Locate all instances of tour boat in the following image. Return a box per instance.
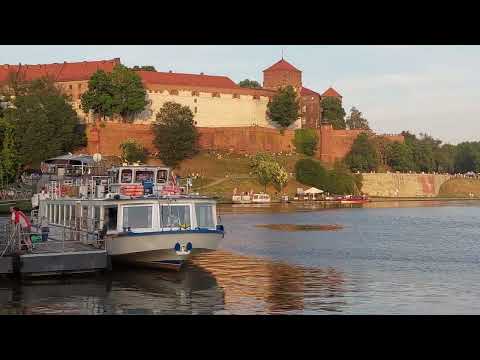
[231,194,252,204]
[31,155,224,270]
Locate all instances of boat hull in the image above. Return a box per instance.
[106,230,224,270]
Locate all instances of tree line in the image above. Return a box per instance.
[344,131,477,174]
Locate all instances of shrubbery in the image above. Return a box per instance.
[293,129,318,156]
[120,138,147,164]
[295,158,362,195]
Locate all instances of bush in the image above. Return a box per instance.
[119,138,147,163]
[295,158,329,189]
[295,158,362,195]
[345,132,379,172]
[293,129,318,156]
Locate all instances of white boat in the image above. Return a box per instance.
[231,194,252,204]
[251,193,271,203]
[31,155,224,271]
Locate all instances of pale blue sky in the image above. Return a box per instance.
[1,45,478,144]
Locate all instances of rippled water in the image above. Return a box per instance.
[2,200,480,314]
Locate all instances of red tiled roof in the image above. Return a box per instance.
[137,70,240,89]
[301,87,320,97]
[263,59,301,73]
[321,87,342,97]
[0,58,120,84]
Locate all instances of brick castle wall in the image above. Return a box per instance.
[83,122,403,165]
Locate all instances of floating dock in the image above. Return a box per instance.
[0,223,108,278]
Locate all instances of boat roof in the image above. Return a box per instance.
[45,194,217,203]
[44,154,95,165]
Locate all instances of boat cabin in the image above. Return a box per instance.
[108,165,170,186]
[39,197,219,235]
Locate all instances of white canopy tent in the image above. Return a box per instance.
[304,187,324,200]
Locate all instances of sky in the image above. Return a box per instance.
[0,45,478,145]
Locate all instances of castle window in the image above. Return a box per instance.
[78,84,82,90]
[69,85,72,90]
[169,89,179,95]
[212,92,220,98]
[194,107,197,113]
[253,95,260,100]
[233,93,240,99]
[194,98,197,103]
[191,91,199,96]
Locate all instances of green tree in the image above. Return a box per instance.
[434,144,456,173]
[346,106,370,130]
[321,97,346,130]
[344,133,379,172]
[120,138,147,164]
[328,161,360,195]
[386,141,414,172]
[293,129,318,156]
[4,78,86,170]
[454,142,480,173]
[295,158,330,190]
[252,160,276,192]
[81,64,147,122]
[152,101,199,168]
[272,164,289,194]
[132,65,156,71]
[238,79,262,89]
[0,117,19,185]
[266,85,300,131]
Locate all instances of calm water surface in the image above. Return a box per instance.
[1,200,480,314]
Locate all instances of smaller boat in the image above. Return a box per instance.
[251,193,271,203]
[339,195,370,204]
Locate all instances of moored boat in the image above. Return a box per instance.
[31,154,224,271]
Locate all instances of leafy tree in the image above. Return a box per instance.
[346,106,370,130]
[454,142,480,173]
[266,85,300,131]
[272,164,289,194]
[81,64,147,122]
[120,138,147,164]
[434,144,456,173]
[386,141,414,172]
[152,101,199,168]
[345,133,379,172]
[238,79,262,89]
[4,78,86,170]
[0,117,19,185]
[293,129,318,156]
[132,65,156,71]
[328,161,360,195]
[321,97,346,130]
[295,158,329,190]
[253,160,276,192]
[80,70,115,120]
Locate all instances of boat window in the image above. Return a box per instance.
[123,206,153,229]
[195,204,215,229]
[94,206,101,229]
[121,169,133,183]
[157,169,168,183]
[160,205,191,229]
[135,170,154,183]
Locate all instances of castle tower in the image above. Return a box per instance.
[262,59,302,93]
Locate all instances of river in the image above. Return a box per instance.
[1,200,480,314]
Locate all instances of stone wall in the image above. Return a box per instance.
[83,123,403,166]
[361,173,453,197]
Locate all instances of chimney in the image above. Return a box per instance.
[169,70,173,73]
[200,72,204,75]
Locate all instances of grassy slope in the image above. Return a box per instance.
[147,150,308,201]
[438,178,480,197]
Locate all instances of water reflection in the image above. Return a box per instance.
[190,251,347,314]
[0,250,347,314]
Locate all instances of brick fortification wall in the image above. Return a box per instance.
[84,123,403,165]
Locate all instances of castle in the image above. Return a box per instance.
[0,57,403,164]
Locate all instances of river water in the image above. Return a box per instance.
[1,200,480,314]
